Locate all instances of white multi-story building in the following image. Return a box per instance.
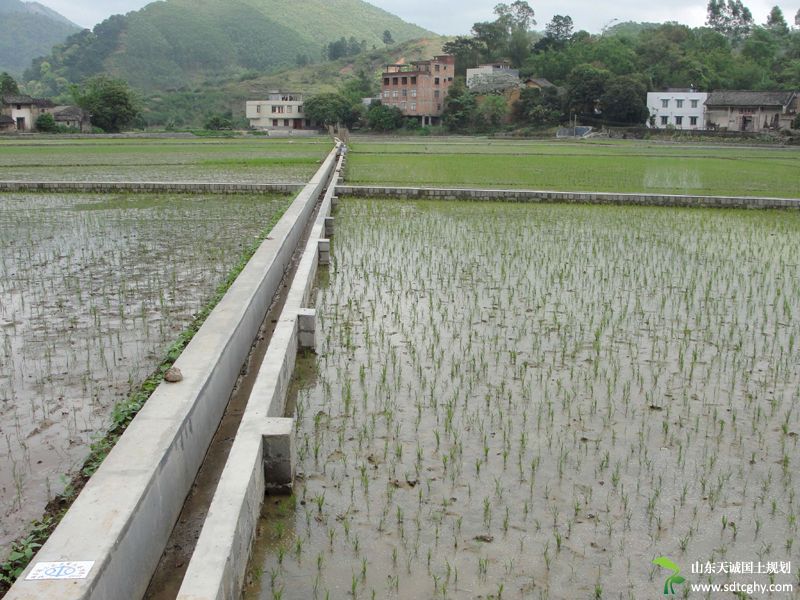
[646,88,708,130]
[246,92,315,131]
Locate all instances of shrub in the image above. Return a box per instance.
[35,113,58,133]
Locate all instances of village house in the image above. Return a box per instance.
[646,88,708,130]
[0,95,91,132]
[51,106,92,132]
[523,77,556,91]
[507,77,560,107]
[246,92,317,131]
[1,95,54,131]
[380,55,455,126]
[704,91,798,132]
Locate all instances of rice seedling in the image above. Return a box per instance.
[0,191,290,551]
[245,198,800,598]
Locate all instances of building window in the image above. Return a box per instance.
[284,119,289,126]
[400,101,406,109]
[690,116,698,125]
[410,102,416,111]
[676,99,684,108]
[402,89,407,97]
[272,119,278,126]
[411,77,416,84]
[675,116,683,126]
[401,77,407,84]
[383,78,389,85]
[434,77,440,85]
[383,90,389,98]
[392,77,398,85]
[434,90,440,98]
[661,99,669,108]
[691,99,698,108]
[435,64,440,72]
[286,106,293,113]
[256,105,261,113]
[660,116,668,125]
[411,89,417,97]
[298,105,303,113]
[392,90,398,98]
[272,106,285,113]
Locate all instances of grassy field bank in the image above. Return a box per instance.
[345,138,800,198]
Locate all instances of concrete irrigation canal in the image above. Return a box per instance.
[4,139,799,600]
[5,142,343,600]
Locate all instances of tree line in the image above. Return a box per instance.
[437,0,800,129]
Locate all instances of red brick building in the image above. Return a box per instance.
[380,55,455,126]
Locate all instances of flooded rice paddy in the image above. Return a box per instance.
[0,138,328,183]
[247,199,800,599]
[0,192,289,547]
[345,139,800,198]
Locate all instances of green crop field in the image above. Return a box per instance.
[0,137,330,183]
[246,198,800,599]
[345,138,800,198]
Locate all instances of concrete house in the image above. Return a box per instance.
[705,91,798,132]
[380,55,455,126]
[647,88,708,130]
[246,92,316,131]
[1,95,54,131]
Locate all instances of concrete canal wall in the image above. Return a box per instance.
[175,150,346,600]
[5,147,341,600]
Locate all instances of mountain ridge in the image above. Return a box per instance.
[23,0,434,94]
[0,0,80,75]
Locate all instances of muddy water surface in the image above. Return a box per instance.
[246,200,800,599]
[0,193,289,548]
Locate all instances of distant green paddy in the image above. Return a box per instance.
[345,138,800,198]
[0,137,329,183]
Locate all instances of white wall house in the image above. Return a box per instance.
[246,92,314,131]
[1,95,54,131]
[646,88,708,130]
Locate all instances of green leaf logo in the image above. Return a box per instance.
[653,557,685,595]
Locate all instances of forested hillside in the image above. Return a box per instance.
[141,37,447,127]
[22,0,431,95]
[0,0,79,75]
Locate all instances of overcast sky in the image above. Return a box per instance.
[39,0,796,35]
